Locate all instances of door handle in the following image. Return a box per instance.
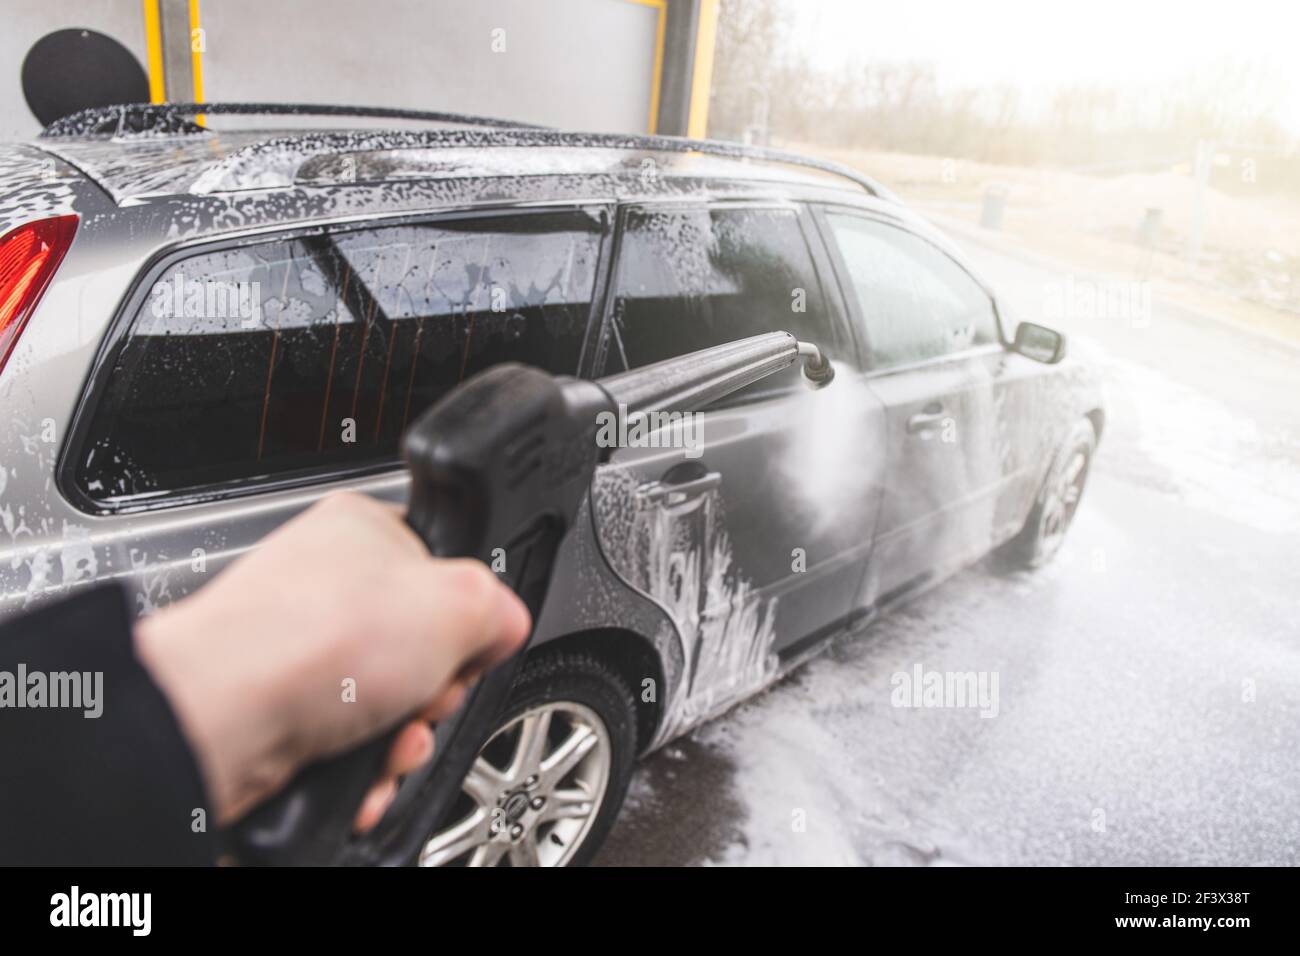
[906,409,947,434]
[638,471,722,504]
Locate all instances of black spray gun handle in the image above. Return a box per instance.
[223,331,810,866]
[223,365,613,866]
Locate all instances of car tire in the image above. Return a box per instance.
[416,650,638,867]
[993,418,1096,571]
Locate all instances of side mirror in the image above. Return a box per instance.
[1012,322,1066,364]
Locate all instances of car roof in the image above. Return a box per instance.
[37,130,865,204]
[31,103,897,208]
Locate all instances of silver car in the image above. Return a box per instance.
[0,103,1103,866]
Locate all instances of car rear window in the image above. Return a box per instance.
[73,211,601,506]
[605,205,843,399]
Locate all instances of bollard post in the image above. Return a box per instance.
[1137,207,1163,248]
[980,183,1008,230]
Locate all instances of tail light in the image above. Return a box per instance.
[0,215,78,373]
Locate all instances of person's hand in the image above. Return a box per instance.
[134,491,531,827]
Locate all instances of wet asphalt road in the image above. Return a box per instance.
[594,221,1300,866]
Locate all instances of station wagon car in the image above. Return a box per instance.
[0,103,1103,866]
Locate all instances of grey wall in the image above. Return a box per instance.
[199,0,661,132]
[3,0,667,140]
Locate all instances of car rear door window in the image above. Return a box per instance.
[73,211,601,506]
[605,205,841,396]
[825,212,998,367]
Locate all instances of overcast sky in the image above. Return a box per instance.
[786,0,1299,133]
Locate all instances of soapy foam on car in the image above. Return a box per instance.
[591,465,779,741]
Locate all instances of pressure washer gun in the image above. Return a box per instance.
[225,331,833,866]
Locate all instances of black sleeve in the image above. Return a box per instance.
[0,584,217,865]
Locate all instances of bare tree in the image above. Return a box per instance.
[706,1,1297,196]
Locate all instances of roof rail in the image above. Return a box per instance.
[40,102,549,138]
[184,127,897,200]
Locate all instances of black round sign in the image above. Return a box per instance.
[21,28,150,126]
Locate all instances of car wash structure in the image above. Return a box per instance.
[3,0,719,139]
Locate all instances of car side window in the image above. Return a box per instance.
[605,205,841,397]
[74,211,601,505]
[825,212,998,368]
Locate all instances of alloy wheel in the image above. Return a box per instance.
[1039,449,1087,560]
[418,701,612,867]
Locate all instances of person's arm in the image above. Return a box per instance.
[0,583,214,865]
[0,492,530,865]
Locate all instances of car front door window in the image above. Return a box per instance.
[825,212,998,367]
